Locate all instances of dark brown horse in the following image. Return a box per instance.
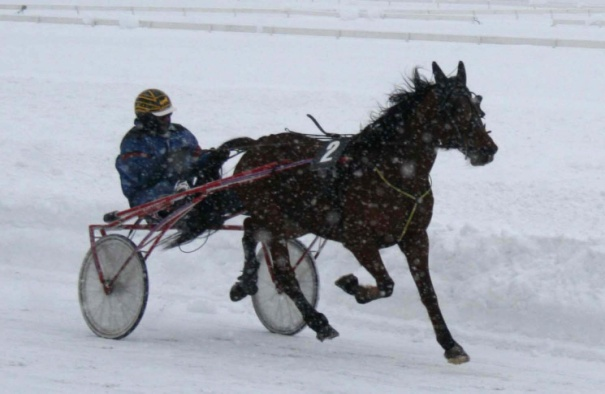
[175,61,497,364]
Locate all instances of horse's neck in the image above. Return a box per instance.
[363,121,437,181]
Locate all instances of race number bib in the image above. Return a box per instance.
[312,138,350,169]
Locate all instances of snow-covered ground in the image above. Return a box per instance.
[1,0,605,392]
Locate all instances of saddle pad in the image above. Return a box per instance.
[311,137,351,170]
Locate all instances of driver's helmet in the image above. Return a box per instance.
[134,89,175,117]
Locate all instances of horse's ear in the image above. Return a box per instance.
[456,61,467,86]
[432,62,447,85]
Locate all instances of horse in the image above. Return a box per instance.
[173,61,497,364]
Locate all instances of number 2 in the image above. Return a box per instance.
[319,141,340,163]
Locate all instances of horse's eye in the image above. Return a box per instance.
[470,95,485,118]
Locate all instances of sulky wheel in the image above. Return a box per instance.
[79,234,149,340]
[252,239,319,336]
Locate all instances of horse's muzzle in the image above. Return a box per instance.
[467,144,498,166]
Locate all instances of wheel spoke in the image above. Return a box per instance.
[252,240,319,336]
[79,235,148,339]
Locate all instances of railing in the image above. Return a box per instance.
[2,2,604,49]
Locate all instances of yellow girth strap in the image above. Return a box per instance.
[373,168,432,241]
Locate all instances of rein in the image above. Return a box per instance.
[374,168,432,241]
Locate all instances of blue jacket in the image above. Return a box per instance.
[116,121,212,207]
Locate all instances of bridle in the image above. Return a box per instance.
[435,84,486,155]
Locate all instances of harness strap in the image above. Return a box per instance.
[374,168,432,241]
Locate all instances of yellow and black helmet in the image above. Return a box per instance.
[134,89,176,117]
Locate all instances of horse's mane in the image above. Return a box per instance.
[351,68,433,150]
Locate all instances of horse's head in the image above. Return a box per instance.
[429,61,498,166]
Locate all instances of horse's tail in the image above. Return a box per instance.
[163,137,257,249]
[217,136,257,153]
[204,137,257,179]
[162,193,227,249]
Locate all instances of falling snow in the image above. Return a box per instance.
[1,0,605,393]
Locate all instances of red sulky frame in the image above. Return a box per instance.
[87,159,327,295]
[80,159,328,340]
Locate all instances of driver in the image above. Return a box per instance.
[115,88,236,229]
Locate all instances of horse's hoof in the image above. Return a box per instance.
[229,282,248,302]
[354,293,372,304]
[444,344,470,365]
[335,274,359,296]
[229,281,258,302]
[316,326,340,342]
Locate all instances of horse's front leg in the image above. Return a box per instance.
[335,245,394,304]
[270,238,339,342]
[230,217,261,302]
[398,229,469,365]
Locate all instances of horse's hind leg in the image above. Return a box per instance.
[230,217,261,302]
[398,229,469,365]
[269,238,339,342]
[335,245,394,304]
